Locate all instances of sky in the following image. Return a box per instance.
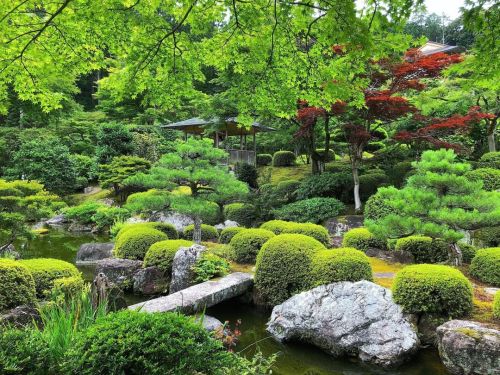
[424,0,465,20]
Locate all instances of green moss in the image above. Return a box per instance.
[229,228,275,263]
[144,239,194,274]
[342,227,385,252]
[259,165,311,185]
[469,247,500,286]
[114,227,168,260]
[0,259,36,311]
[456,328,482,340]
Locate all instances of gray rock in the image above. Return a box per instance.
[436,320,500,375]
[267,280,419,368]
[152,211,194,232]
[133,266,169,295]
[129,272,253,314]
[170,244,206,294]
[45,214,67,225]
[0,305,41,328]
[215,220,239,231]
[76,243,114,264]
[0,244,20,260]
[364,248,414,264]
[95,258,142,290]
[196,315,224,332]
[68,222,93,232]
[326,215,364,247]
[484,287,499,297]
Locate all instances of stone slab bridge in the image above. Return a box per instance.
[128,272,253,314]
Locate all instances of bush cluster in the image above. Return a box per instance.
[315,148,335,162]
[19,258,81,298]
[394,236,449,263]
[143,239,193,274]
[91,206,131,232]
[473,226,499,247]
[259,219,291,234]
[469,247,500,286]
[342,227,385,252]
[392,264,473,318]
[183,224,218,241]
[0,328,50,374]
[478,151,500,169]
[273,180,301,202]
[312,248,373,286]
[0,259,36,311]
[124,189,171,214]
[295,172,352,200]
[64,202,107,224]
[465,168,500,191]
[359,171,388,200]
[114,227,168,260]
[223,203,256,227]
[272,151,296,167]
[219,226,245,244]
[364,191,397,221]
[229,228,275,263]
[235,163,258,188]
[274,197,344,223]
[256,153,272,166]
[282,222,330,246]
[116,222,178,241]
[50,276,85,302]
[458,242,477,264]
[193,253,230,282]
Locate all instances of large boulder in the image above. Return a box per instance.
[0,305,41,328]
[215,220,239,231]
[170,244,206,293]
[76,243,114,264]
[195,315,224,332]
[0,244,20,260]
[267,280,419,367]
[133,266,169,295]
[45,214,68,226]
[152,211,194,232]
[436,320,500,375]
[95,258,142,290]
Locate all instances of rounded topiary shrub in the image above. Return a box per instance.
[364,191,397,221]
[272,151,296,167]
[223,203,255,227]
[458,242,477,264]
[465,168,500,191]
[114,227,168,260]
[0,259,36,311]
[117,222,178,241]
[394,236,449,263]
[255,234,326,305]
[144,240,194,274]
[219,226,245,244]
[478,151,500,169]
[183,224,218,242]
[282,222,330,246]
[257,153,272,166]
[229,228,275,263]
[50,276,85,301]
[260,219,294,234]
[469,247,500,286]
[274,197,345,224]
[392,264,473,318]
[493,291,500,319]
[19,258,81,298]
[312,248,373,286]
[342,227,385,252]
[274,180,300,203]
[65,310,244,374]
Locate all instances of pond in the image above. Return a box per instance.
[19,228,448,375]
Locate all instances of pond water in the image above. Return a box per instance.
[19,228,448,375]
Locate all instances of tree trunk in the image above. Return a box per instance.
[193,216,202,244]
[487,132,496,152]
[449,243,463,266]
[352,165,361,212]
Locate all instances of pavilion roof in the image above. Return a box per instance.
[161,117,275,136]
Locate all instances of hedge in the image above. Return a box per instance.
[183,224,218,242]
[257,154,272,166]
[469,247,500,286]
[392,264,473,318]
[64,310,246,374]
[282,222,330,246]
[458,242,477,264]
[494,291,500,320]
[114,227,168,260]
[116,222,178,240]
[312,248,373,286]
[394,236,449,263]
[296,172,352,200]
[223,203,255,227]
[19,258,81,298]
[342,227,385,252]
[478,151,500,169]
[0,259,36,311]
[465,168,500,191]
[254,234,326,305]
[229,228,275,263]
[144,240,194,274]
[260,220,293,234]
[219,226,245,244]
[272,151,296,167]
[273,197,345,224]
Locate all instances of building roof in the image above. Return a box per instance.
[418,41,463,56]
[161,117,275,136]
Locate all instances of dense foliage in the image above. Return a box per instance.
[230,229,275,264]
[274,197,344,223]
[144,240,193,274]
[0,259,36,311]
[114,227,168,260]
[469,247,500,286]
[342,228,386,252]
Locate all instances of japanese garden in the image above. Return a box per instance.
[0,1,499,374]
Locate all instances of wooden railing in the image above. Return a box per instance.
[228,149,256,165]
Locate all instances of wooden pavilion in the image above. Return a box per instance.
[161,117,275,165]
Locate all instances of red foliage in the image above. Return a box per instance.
[332,44,346,55]
[365,90,416,121]
[296,105,326,137]
[330,100,347,115]
[343,123,371,147]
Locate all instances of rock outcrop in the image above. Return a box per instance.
[0,244,20,260]
[76,243,114,264]
[436,320,500,375]
[133,266,168,295]
[95,258,142,290]
[0,305,41,328]
[267,280,419,367]
[151,211,194,232]
[170,244,206,293]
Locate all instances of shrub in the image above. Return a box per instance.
[114,227,168,260]
[392,265,473,318]
[0,259,36,311]
[274,180,301,202]
[183,224,218,241]
[469,247,500,286]
[364,190,397,221]
[235,163,258,188]
[223,203,256,227]
[312,248,373,286]
[64,202,106,224]
[359,172,388,200]
[143,240,193,274]
[494,291,500,319]
[296,172,352,200]
[315,148,335,162]
[230,229,276,263]
[473,226,499,247]
[394,236,449,263]
[272,151,296,167]
[255,234,326,305]
[124,189,170,214]
[19,258,81,298]
[325,161,352,174]
[219,226,245,244]
[458,242,477,264]
[387,160,413,187]
[50,276,85,302]
[274,197,345,223]
[465,168,500,191]
[199,201,221,225]
[257,154,272,166]
[64,310,245,374]
[91,206,131,232]
[0,328,50,374]
[478,151,500,169]
[260,219,293,234]
[193,253,230,282]
[364,141,386,152]
[116,222,178,241]
[342,227,385,251]
[207,244,236,262]
[282,222,330,246]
